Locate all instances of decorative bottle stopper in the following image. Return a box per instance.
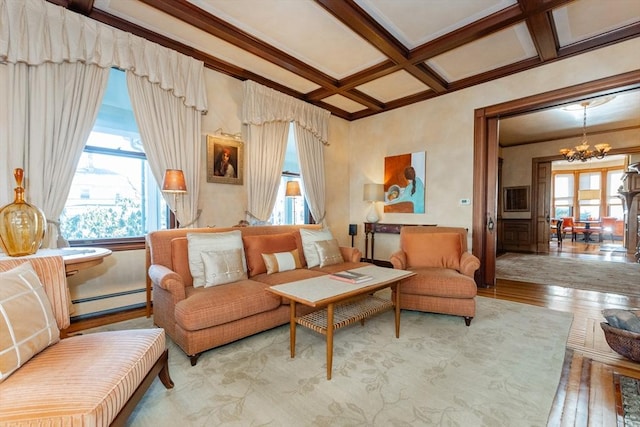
[0,168,46,256]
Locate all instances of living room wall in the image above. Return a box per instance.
[347,37,640,262]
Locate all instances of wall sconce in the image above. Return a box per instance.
[285,180,302,224]
[162,169,187,228]
[363,183,384,223]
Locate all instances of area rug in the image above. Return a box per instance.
[614,374,640,426]
[86,297,572,426]
[496,252,640,297]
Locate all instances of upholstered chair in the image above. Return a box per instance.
[561,217,576,241]
[600,216,617,243]
[389,226,480,326]
[0,256,173,426]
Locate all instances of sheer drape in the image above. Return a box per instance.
[294,123,326,224]
[242,81,330,224]
[127,72,202,227]
[0,0,208,242]
[1,62,109,248]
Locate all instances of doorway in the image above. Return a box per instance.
[472,70,640,288]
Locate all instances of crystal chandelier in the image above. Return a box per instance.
[559,102,611,162]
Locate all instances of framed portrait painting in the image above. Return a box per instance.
[206,135,243,185]
[383,151,426,214]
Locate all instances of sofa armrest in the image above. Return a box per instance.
[340,246,362,263]
[459,252,481,278]
[148,264,186,302]
[389,250,407,270]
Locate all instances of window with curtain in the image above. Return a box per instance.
[270,123,308,225]
[60,69,167,244]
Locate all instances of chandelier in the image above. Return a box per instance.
[559,101,611,162]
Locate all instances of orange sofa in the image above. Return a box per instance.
[146,224,368,365]
[389,226,480,326]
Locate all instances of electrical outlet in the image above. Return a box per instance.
[459,198,471,206]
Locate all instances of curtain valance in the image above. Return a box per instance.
[242,80,330,144]
[0,0,208,112]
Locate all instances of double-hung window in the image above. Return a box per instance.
[60,69,167,247]
[271,123,308,225]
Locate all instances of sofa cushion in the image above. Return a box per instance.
[0,262,60,383]
[243,233,298,277]
[262,249,302,274]
[401,267,477,298]
[0,329,165,425]
[314,239,344,267]
[201,248,247,287]
[187,231,247,288]
[176,279,282,330]
[300,228,334,268]
[403,232,462,270]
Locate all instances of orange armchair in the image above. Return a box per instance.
[389,226,480,326]
[561,217,576,242]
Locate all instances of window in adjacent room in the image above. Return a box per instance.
[60,68,167,245]
[270,123,309,225]
[607,170,624,218]
[553,173,574,218]
[577,172,601,220]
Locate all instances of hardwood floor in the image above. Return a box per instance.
[482,242,639,427]
[68,241,639,426]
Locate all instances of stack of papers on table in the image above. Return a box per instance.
[329,270,373,284]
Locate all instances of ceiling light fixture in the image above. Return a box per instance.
[559,101,611,162]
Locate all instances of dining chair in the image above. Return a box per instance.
[601,216,617,243]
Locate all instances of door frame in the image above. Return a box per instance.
[472,70,640,287]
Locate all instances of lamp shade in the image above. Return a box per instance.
[363,183,384,202]
[285,180,301,197]
[162,169,187,193]
[578,189,600,200]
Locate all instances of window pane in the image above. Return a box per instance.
[271,123,306,225]
[578,172,600,190]
[554,174,573,198]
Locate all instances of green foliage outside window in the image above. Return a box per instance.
[60,196,143,240]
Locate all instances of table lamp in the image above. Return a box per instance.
[363,183,384,223]
[162,169,187,228]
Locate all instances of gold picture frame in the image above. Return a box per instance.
[206,135,244,185]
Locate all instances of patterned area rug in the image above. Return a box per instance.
[87,297,572,426]
[615,374,640,426]
[496,252,640,297]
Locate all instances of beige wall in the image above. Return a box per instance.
[68,37,640,317]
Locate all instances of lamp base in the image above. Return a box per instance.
[366,203,379,223]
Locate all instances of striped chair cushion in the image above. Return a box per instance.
[0,328,165,426]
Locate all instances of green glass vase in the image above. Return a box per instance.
[0,168,46,256]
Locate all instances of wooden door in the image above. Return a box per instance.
[534,160,552,253]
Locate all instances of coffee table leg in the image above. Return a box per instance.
[327,303,334,380]
[290,301,296,358]
[394,282,401,338]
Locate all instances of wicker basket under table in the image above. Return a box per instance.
[600,322,640,362]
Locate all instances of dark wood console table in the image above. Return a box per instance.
[363,222,436,262]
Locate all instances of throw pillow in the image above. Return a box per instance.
[0,262,60,383]
[242,233,298,277]
[262,249,303,274]
[300,228,335,268]
[187,231,247,288]
[201,248,248,287]
[603,309,640,333]
[314,239,344,267]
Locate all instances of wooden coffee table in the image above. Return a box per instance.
[268,265,415,380]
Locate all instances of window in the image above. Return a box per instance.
[553,174,574,218]
[270,123,308,225]
[60,69,167,245]
[607,170,624,218]
[577,172,600,220]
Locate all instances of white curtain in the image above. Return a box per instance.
[242,81,330,224]
[245,121,289,222]
[0,0,208,241]
[1,62,109,248]
[294,123,326,224]
[127,72,202,227]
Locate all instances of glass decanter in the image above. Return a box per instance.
[0,168,46,256]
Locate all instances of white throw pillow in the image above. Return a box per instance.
[201,248,247,287]
[0,262,60,383]
[300,228,334,268]
[187,231,247,288]
[262,249,302,274]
